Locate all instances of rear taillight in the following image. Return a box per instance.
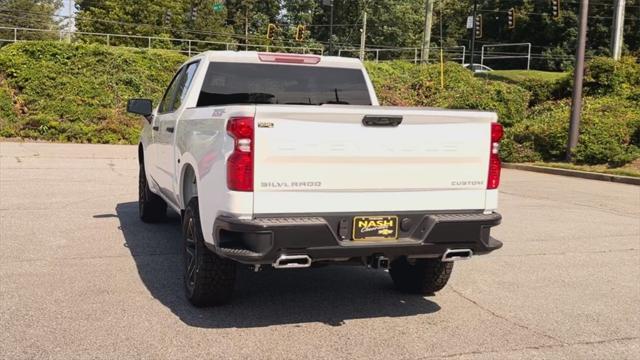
[487,122,503,189]
[226,117,254,192]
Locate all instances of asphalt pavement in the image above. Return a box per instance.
[1,141,639,359]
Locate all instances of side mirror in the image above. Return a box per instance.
[127,99,153,117]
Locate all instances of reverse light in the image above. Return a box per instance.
[487,122,503,190]
[258,53,321,64]
[226,117,254,192]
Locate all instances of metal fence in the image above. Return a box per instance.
[5,26,532,68]
[480,43,532,70]
[0,27,324,56]
[337,46,466,64]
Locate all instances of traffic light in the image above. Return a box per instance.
[164,10,172,25]
[551,0,561,19]
[266,23,277,40]
[507,8,515,29]
[475,15,482,38]
[295,25,305,41]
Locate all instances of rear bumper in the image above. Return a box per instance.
[210,211,502,264]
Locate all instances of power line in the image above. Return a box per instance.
[0,8,284,44]
[0,7,372,47]
[3,3,638,59]
[477,8,638,20]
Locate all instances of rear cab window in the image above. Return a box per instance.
[196,62,372,107]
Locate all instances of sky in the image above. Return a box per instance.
[56,0,77,29]
[57,0,76,16]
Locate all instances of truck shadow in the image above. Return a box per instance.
[115,201,441,328]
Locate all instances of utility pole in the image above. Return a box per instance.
[329,1,334,55]
[567,0,589,161]
[244,6,249,48]
[66,0,73,43]
[439,0,444,88]
[469,0,478,69]
[322,0,334,55]
[421,0,434,63]
[359,10,367,61]
[611,0,625,60]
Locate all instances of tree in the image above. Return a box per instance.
[283,0,321,48]
[55,0,640,67]
[0,0,62,40]
[75,0,233,48]
[310,0,425,58]
[224,0,280,46]
[423,0,639,71]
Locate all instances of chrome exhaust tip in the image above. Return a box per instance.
[441,249,473,262]
[273,254,312,269]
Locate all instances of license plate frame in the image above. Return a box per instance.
[352,216,399,241]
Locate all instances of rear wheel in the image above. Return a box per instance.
[389,257,453,295]
[138,165,167,223]
[183,198,236,307]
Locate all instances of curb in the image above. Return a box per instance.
[503,163,640,186]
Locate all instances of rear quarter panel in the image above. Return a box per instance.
[176,105,255,245]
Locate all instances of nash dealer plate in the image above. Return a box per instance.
[352,216,398,241]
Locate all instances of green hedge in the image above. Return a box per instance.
[0,46,530,143]
[501,96,640,166]
[477,70,570,106]
[0,41,186,144]
[556,56,640,100]
[1,43,638,169]
[365,61,530,126]
[500,56,640,166]
[0,79,18,137]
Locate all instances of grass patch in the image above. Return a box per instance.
[527,161,640,178]
[1,43,637,171]
[366,61,530,126]
[476,70,570,106]
[501,96,640,167]
[479,70,568,83]
[0,41,186,144]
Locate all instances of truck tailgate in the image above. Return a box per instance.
[253,105,495,214]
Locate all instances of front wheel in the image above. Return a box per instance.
[183,198,236,307]
[389,257,454,295]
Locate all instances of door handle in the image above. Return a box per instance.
[362,115,403,127]
[166,127,174,133]
[152,126,159,131]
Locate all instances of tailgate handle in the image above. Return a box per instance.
[362,115,403,127]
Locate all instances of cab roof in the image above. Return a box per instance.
[188,51,365,69]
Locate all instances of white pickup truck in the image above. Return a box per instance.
[127,51,503,307]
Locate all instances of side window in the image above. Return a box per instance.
[158,68,185,114]
[172,61,199,111]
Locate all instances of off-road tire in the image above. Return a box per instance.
[138,165,167,223]
[183,198,236,307]
[389,257,454,295]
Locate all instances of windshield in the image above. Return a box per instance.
[196,62,372,107]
